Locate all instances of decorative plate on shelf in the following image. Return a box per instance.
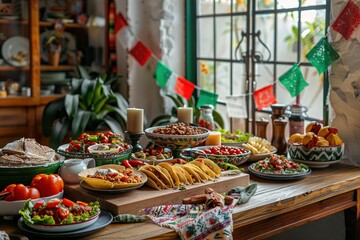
[2,36,29,67]
[40,31,76,63]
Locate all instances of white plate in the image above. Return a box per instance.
[2,36,29,67]
[25,211,100,232]
[40,31,76,63]
[0,191,63,216]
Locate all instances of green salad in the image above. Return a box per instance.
[19,198,100,225]
[217,129,253,143]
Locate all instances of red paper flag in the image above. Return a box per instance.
[253,85,277,110]
[332,0,360,40]
[115,12,128,34]
[129,41,152,66]
[174,76,195,100]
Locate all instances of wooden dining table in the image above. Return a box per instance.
[1,163,360,240]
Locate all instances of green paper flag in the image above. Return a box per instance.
[279,64,309,97]
[196,89,218,108]
[154,61,172,88]
[306,37,340,74]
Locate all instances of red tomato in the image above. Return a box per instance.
[27,187,40,200]
[58,207,70,219]
[104,131,114,137]
[62,198,75,208]
[34,200,44,210]
[46,198,61,208]
[76,201,88,207]
[31,174,64,197]
[2,184,16,201]
[12,184,30,201]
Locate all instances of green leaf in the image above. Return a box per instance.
[102,84,111,97]
[42,97,65,137]
[81,79,96,107]
[150,115,172,127]
[105,105,127,122]
[70,78,83,94]
[166,94,183,108]
[50,118,70,148]
[213,110,224,129]
[93,78,104,103]
[187,96,196,108]
[113,92,129,110]
[103,115,124,135]
[94,96,109,114]
[77,65,91,80]
[64,94,79,118]
[71,110,92,139]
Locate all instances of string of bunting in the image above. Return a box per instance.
[114,0,360,118]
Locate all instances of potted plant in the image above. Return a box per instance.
[46,32,63,66]
[150,94,224,129]
[42,66,128,148]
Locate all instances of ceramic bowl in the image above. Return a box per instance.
[144,126,210,151]
[190,145,251,166]
[287,142,344,162]
[88,144,121,155]
[131,147,173,165]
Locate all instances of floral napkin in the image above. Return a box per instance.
[142,183,258,240]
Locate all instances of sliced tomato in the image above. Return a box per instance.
[76,201,88,207]
[34,200,45,210]
[58,207,70,219]
[46,198,61,208]
[62,198,75,208]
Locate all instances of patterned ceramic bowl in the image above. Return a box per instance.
[190,145,251,166]
[144,126,210,151]
[287,142,344,162]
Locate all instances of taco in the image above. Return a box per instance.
[79,164,145,189]
[185,163,212,181]
[157,162,181,187]
[171,165,188,184]
[157,165,174,188]
[194,158,222,178]
[173,165,193,184]
[180,165,202,183]
[139,165,172,189]
[189,161,217,179]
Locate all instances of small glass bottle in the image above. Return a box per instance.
[0,82,7,97]
[288,104,308,137]
[198,105,215,130]
[271,118,288,156]
[256,118,269,140]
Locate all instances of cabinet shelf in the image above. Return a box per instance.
[0,19,87,29]
[41,65,76,71]
[0,65,29,71]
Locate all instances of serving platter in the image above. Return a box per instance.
[17,211,113,238]
[2,36,29,67]
[248,163,311,181]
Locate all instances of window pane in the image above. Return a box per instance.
[255,63,274,89]
[299,66,323,120]
[197,0,213,15]
[198,60,215,91]
[277,12,298,62]
[300,10,326,60]
[216,16,231,59]
[232,16,247,60]
[301,0,326,7]
[256,0,275,10]
[233,0,248,12]
[232,63,247,95]
[255,14,274,61]
[197,18,214,58]
[216,104,231,130]
[215,0,231,14]
[216,61,231,99]
[277,0,298,9]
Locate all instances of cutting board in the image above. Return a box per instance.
[65,173,250,215]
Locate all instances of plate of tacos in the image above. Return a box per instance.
[78,164,147,191]
[138,158,222,190]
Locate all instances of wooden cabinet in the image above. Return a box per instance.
[0,0,109,147]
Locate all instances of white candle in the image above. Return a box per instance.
[127,108,144,133]
[177,106,193,123]
[205,131,221,146]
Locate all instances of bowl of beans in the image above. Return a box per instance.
[190,145,251,166]
[145,123,210,156]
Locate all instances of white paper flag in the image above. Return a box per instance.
[225,96,248,118]
[116,26,136,49]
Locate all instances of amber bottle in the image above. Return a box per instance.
[271,118,288,156]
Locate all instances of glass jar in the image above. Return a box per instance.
[198,105,215,130]
[0,82,7,97]
[288,104,308,137]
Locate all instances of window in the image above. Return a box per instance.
[186,0,330,133]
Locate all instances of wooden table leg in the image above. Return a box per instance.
[345,189,360,240]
